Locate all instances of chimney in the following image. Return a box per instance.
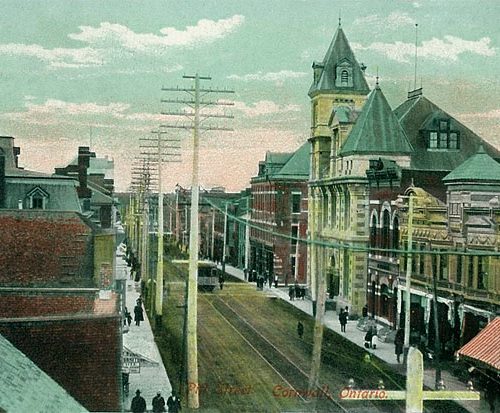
[77,146,92,198]
[0,136,18,170]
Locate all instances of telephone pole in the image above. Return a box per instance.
[140,128,181,328]
[162,74,234,409]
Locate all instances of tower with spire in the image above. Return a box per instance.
[308,22,417,316]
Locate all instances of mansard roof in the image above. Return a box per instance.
[308,26,370,97]
[394,93,500,171]
[339,86,413,156]
[443,145,500,183]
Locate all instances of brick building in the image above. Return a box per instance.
[0,137,122,411]
[250,143,309,284]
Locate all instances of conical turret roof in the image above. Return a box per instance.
[444,145,500,182]
[309,26,370,97]
[339,86,413,156]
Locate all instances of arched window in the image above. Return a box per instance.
[370,214,377,249]
[381,209,390,255]
[340,70,349,85]
[392,216,400,257]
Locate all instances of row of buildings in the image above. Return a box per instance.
[0,137,124,411]
[162,24,499,364]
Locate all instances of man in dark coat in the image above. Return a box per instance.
[134,303,144,326]
[395,328,404,363]
[167,391,182,413]
[131,389,146,413]
[297,321,304,339]
[152,391,166,412]
[339,309,347,333]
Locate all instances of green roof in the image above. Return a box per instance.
[339,86,413,156]
[309,26,370,97]
[273,142,310,180]
[444,145,500,182]
[394,94,500,171]
[0,334,88,412]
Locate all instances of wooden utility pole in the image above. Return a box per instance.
[140,129,181,327]
[162,75,234,408]
[404,193,414,360]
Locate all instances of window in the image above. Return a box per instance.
[427,119,459,150]
[26,187,49,210]
[439,133,448,149]
[32,196,44,209]
[370,215,377,249]
[291,193,301,213]
[340,70,349,85]
[291,225,298,246]
[419,244,426,275]
[468,257,474,287]
[477,256,486,290]
[429,132,438,149]
[432,251,437,279]
[392,217,400,254]
[456,255,462,284]
[381,210,390,255]
[449,133,458,149]
[439,251,448,280]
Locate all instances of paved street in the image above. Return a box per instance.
[220,263,489,413]
[118,256,172,412]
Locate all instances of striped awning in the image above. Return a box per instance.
[458,317,500,373]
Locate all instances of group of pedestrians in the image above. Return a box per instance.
[131,389,181,413]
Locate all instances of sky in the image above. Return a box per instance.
[0,0,499,192]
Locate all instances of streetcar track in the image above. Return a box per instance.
[206,295,349,413]
[200,295,309,405]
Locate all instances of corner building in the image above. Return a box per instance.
[308,24,371,315]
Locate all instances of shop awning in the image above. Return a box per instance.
[458,317,500,374]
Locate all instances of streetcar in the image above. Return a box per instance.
[171,259,219,292]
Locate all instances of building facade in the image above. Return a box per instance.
[250,143,309,284]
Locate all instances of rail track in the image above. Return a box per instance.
[202,295,350,412]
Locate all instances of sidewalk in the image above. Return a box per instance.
[220,263,487,413]
[118,256,172,412]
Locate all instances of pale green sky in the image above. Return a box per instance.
[0,0,498,191]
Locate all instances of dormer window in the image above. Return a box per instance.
[335,59,353,88]
[426,118,459,150]
[26,187,49,209]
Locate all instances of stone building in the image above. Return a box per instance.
[308,23,500,323]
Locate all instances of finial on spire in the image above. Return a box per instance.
[414,23,419,91]
[375,66,380,88]
[339,10,342,27]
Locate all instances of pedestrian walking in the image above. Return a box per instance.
[274,274,278,288]
[152,391,166,412]
[124,307,132,327]
[339,309,347,333]
[371,328,378,350]
[362,304,368,318]
[297,321,304,339]
[289,285,295,301]
[131,389,146,413]
[243,268,248,281]
[219,273,225,290]
[268,272,272,288]
[395,328,404,363]
[134,303,144,326]
[364,327,373,349]
[167,391,182,413]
